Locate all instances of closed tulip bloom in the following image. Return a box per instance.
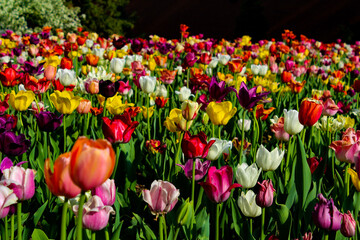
[9,90,35,111]
[283,109,304,135]
[84,79,99,94]
[177,159,211,181]
[92,179,116,206]
[183,52,197,68]
[56,69,77,87]
[86,54,99,66]
[44,152,81,199]
[251,64,260,75]
[322,98,339,116]
[181,100,201,121]
[139,76,156,94]
[199,166,241,203]
[256,179,275,207]
[206,101,237,126]
[0,132,30,156]
[237,190,262,217]
[50,90,82,114]
[102,112,139,144]
[256,145,284,171]
[143,180,180,215]
[341,211,356,237]
[35,111,63,132]
[0,185,18,218]
[235,163,261,189]
[99,80,120,98]
[76,99,92,114]
[0,68,19,87]
[299,98,323,127]
[175,86,193,102]
[141,106,155,119]
[312,194,342,231]
[206,138,232,161]
[70,137,115,190]
[44,65,57,81]
[73,195,115,231]
[237,119,251,132]
[0,114,15,133]
[181,131,215,159]
[110,58,125,74]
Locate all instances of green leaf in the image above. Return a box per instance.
[132,213,156,240]
[33,200,48,226]
[111,221,123,240]
[230,198,242,236]
[295,135,311,209]
[195,207,210,240]
[272,203,292,240]
[31,229,49,240]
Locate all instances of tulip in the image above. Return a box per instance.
[139,76,156,94]
[73,196,115,231]
[154,84,168,98]
[237,82,270,110]
[35,111,63,132]
[348,168,360,191]
[235,163,261,189]
[86,54,99,66]
[50,90,82,115]
[110,58,125,74]
[91,179,116,206]
[217,54,231,65]
[181,131,215,159]
[0,68,19,87]
[299,98,323,126]
[256,179,275,207]
[44,152,81,198]
[99,80,120,98]
[102,112,139,144]
[141,106,154,119]
[56,69,77,87]
[9,90,35,112]
[177,159,211,181]
[76,99,92,114]
[143,180,180,215]
[283,109,304,135]
[208,77,236,102]
[0,115,15,133]
[69,137,115,190]
[183,52,197,68]
[44,65,57,81]
[175,86,193,101]
[312,194,342,231]
[60,57,73,69]
[256,145,284,171]
[199,166,241,203]
[307,156,322,174]
[206,101,237,126]
[329,128,360,164]
[181,100,201,121]
[84,79,99,94]
[0,132,30,156]
[251,64,260,75]
[237,119,251,132]
[237,190,262,217]
[0,94,10,114]
[206,138,232,161]
[341,211,356,237]
[164,108,191,132]
[322,98,339,116]
[160,69,177,84]
[105,95,134,116]
[270,116,290,142]
[0,185,18,219]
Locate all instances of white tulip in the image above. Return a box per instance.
[237,119,251,132]
[217,54,230,65]
[256,145,284,171]
[175,86,192,102]
[110,58,125,74]
[139,76,156,93]
[238,190,262,217]
[155,84,168,97]
[85,39,94,48]
[251,64,260,75]
[209,57,219,68]
[259,65,268,76]
[56,69,76,87]
[235,163,261,188]
[206,138,232,161]
[283,109,304,135]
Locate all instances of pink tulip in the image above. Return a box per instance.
[322,98,339,116]
[142,180,179,215]
[118,81,131,95]
[199,166,241,203]
[256,179,275,207]
[91,179,116,206]
[44,65,57,81]
[341,211,356,237]
[330,128,360,164]
[176,159,211,181]
[0,185,18,218]
[73,196,115,231]
[270,117,290,142]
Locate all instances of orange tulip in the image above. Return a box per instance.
[299,98,323,126]
[70,137,115,191]
[44,152,81,199]
[86,54,99,66]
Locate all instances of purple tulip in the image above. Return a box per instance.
[0,164,36,201]
[0,185,18,218]
[131,38,143,53]
[341,211,356,237]
[29,35,40,45]
[256,179,275,207]
[237,82,270,110]
[35,111,63,132]
[208,77,236,102]
[183,52,197,68]
[177,159,211,181]
[0,132,30,156]
[312,193,342,231]
[73,196,115,231]
[285,59,295,71]
[113,36,127,49]
[23,61,44,76]
[99,80,120,98]
[0,157,13,174]
[91,179,116,206]
[0,115,15,133]
[143,180,179,215]
[199,166,241,203]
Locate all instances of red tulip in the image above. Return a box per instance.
[102,112,139,144]
[181,131,215,159]
[299,98,323,126]
[0,68,19,87]
[60,57,73,70]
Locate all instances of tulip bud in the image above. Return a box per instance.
[176,198,194,227]
[341,211,356,237]
[139,76,156,94]
[110,58,125,74]
[256,179,275,207]
[237,119,251,132]
[181,100,200,121]
[91,179,116,206]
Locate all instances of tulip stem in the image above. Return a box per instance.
[172,132,184,180]
[147,96,151,141]
[76,193,86,240]
[111,144,121,179]
[4,216,8,240]
[17,202,22,240]
[215,203,221,240]
[162,215,167,240]
[324,232,329,240]
[61,200,68,240]
[261,208,265,240]
[239,110,246,164]
[159,215,163,240]
[11,214,14,240]
[63,114,66,152]
[91,232,96,240]
[249,218,253,236]
[345,163,350,197]
[296,94,299,111]
[191,159,196,207]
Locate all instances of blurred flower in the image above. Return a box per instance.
[56,69,76,87]
[237,190,262,217]
[141,106,154,119]
[35,111,63,132]
[256,145,284,171]
[238,119,251,132]
[341,211,356,237]
[146,139,167,154]
[312,193,342,231]
[175,86,193,102]
[330,128,360,164]
[177,159,211,181]
[270,116,290,142]
[0,132,30,156]
[76,99,92,114]
[0,68,19,87]
[84,78,99,94]
[160,69,177,84]
[235,163,261,188]
[0,94,10,114]
[307,156,323,174]
[322,98,339,116]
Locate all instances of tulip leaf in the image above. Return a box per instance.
[195,207,210,240]
[132,213,156,240]
[110,220,123,240]
[33,200,48,226]
[272,203,292,240]
[31,229,49,240]
[230,198,242,236]
[295,135,311,209]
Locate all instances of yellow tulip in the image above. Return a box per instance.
[44,55,61,68]
[9,90,35,111]
[348,168,360,192]
[206,101,237,126]
[50,90,82,114]
[106,95,134,115]
[141,106,155,119]
[164,108,191,132]
[148,57,156,71]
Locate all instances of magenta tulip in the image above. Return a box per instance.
[177,159,211,181]
[312,194,342,231]
[256,179,275,207]
[91,179,116,206]
[341,211,356,237]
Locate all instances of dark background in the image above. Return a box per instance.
[126,0,360,43]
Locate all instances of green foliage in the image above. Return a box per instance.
[68,0,134,37]
[0,0,82,33]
